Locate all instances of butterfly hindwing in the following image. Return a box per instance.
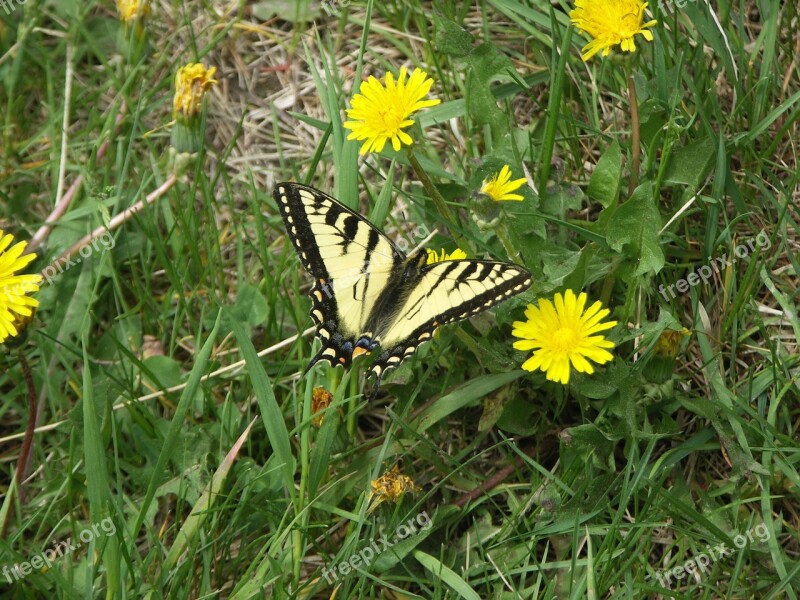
[369,259,532,380]
[273,182,404,368]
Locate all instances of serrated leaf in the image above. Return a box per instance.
[540,183,584,215]
[604,183,664,276]
[465,43,514,135]
[496,397,538,435]
[662,136,716,189]
[433,14,475,57]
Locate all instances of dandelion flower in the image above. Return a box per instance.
[116,0,150,23]
[480,165,527,202]
[512,290,617,384]
[0,231,42,344]
[343,67,440,155]
[173,63,218,118]
[368,465,419,511]
[569,0,658,61]
[645,327,690,384]
[653,327,690,358]
[311,387,333,428]
[426,247,467,265]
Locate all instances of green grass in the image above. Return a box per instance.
[1,0,798,598]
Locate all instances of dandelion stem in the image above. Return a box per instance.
[295,383,312,584]
[1,352,37,538]
[627,74,641,196]
[495,221,523,264]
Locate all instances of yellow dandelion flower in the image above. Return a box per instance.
[480,165,527,202]
[368,465,419,510]
[569,0,658,61]
[116,0,150,23]
[426,247,467,265]
[173,63,218,118]
[0,231,43,344]
[343,67,441,155]
[512,290,617,384]
[311,387,333,428]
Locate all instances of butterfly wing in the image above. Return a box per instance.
[273,182,405,368]
[369,259,532,381]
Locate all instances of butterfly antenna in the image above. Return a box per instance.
[408,228,439,257]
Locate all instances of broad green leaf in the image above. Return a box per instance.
[569,361,630,400]
[587,140,621,208]
[141,355,182,390]
[540,183,584,215]
[466,43,514,136]
[231,283,270,329]
[497,397,539,435]
[540,244,583,285]
[434,14,475,57]
[662,136,715,190]
[605,183,664,276]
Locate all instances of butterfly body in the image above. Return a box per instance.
[274,182,531,394]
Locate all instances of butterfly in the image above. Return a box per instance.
[273,182,531,396]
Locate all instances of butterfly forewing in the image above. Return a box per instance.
[273,183,403,366]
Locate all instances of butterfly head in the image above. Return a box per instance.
[402,252,428,282]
